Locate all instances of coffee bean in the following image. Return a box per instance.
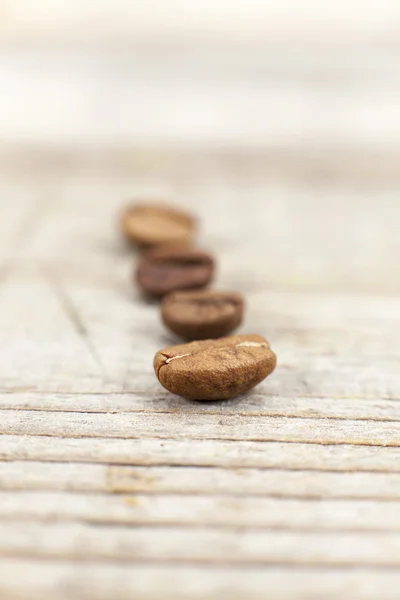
[161,290,244,340]
[154,334,276,400]
[136,246,215,298]
[121,204,195,247]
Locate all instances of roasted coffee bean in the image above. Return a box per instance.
[136,246,214,298]
[121,204,195,247]
[161,290,244,340]
[154,334,276,400]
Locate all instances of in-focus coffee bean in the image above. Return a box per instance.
[121,204,195,247]
[154,334,276,400]
[161,290,244,340]
[136,246,215,298]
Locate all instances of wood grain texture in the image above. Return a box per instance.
[2,561,400,600]
[3,462,400,500]
[0,154,399,599]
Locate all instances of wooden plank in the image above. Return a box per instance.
[0,273,114,394]
[2,521,400,566]
[2,461,400,500]
[0,392,399,421]
[0,178,46,268]
[0,491,400,531]
[1,560,400,600]
[1,409,399,446]
[1,435,400,472]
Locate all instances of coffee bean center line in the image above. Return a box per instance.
[236,342,269,349]
[165,353,191,364]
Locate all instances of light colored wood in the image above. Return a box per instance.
[2,520,400,565]
[3,462,400,500]
[0,156,399,599]
[1,561,400,600]
[2,434,400,472]
[2,392,400,420]
[2,0,400,45]
[2,409,400,445]
[1,491,400,532]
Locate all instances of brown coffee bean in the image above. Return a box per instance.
[121,203,195,247]
[161,290,244,340]
[136,246,215,298]
[154,334,277,400]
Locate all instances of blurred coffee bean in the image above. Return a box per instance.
[161,290,244,340]
[136,246,215,298]
[121,204,195,247]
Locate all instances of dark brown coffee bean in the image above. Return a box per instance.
[161,290,244,340]
[154,334,277,400]
[121,203,195,247]
[136,246,215,298]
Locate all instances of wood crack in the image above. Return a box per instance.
[44,269,109,381]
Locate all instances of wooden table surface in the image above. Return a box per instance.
[0,148,400,599]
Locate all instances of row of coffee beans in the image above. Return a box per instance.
[121,203,276,400]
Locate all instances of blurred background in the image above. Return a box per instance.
[1,0,400,151]
[1,0,400,296]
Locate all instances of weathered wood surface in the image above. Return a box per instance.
[0,151,400,599]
